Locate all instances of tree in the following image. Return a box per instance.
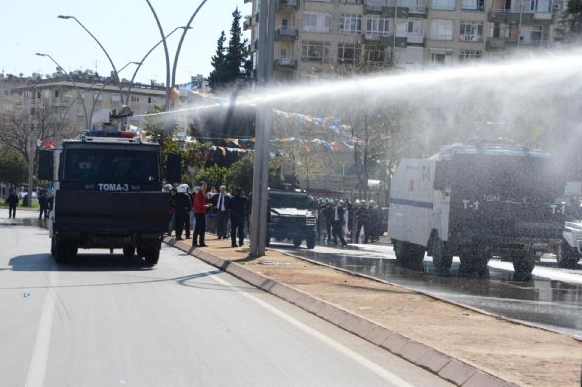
[195,165,232,190]
[208,8,249,91]
[0,149,27,185]
[561,0,582,39]
[208,31,228,90]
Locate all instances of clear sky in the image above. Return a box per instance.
[0,0,251,85]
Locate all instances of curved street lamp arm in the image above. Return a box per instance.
[36,53,90,129]
[171,0,210,88]
[145,0,171,110]
[124,27,182,105]
[68,16,124,106]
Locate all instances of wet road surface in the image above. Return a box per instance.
[272,241,582,337]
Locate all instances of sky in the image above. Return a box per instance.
[0,0,251,85]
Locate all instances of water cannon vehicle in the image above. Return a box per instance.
[37,106,181,266]
[388,141,565,279]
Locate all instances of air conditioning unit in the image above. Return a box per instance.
[553,3,562,10]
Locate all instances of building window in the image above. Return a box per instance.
[364,45,385,64]
[303,12,332,33]
[431,0,455,10]
[340,14,362,34]
[430,19,454,40]
[79,90,85,100]
[54,90,60,98]
[408,18,424,34]
[77,108,84,117]
[459,49,482,60]
[111,94,121,103]
[461,0,484,10]
[337,43,360,64]
[130,95,140,105]
[460,20,483,42]
[23,91,32,99]
[366,15,390,35]
[93,92,103,101]
[301,40,331,62]
[148,97,157,105]
[430,50,453,65]
[3,90,11,97]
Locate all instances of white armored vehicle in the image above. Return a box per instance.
[388,142,565,279]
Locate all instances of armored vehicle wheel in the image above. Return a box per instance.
[143,248,160,267]
[459,249,490,275]
[512,252,535,278]
[293,236,302,248]
[123,247,136,258]
[431,235,453,272]
[557,240,579,269]
[53,238,77,264]
[266,233,271,247]
[395,240,425,269]
[306,233,316,249]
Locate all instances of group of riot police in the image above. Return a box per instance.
[315,198,385,246]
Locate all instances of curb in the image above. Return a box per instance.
[165,237,522,387]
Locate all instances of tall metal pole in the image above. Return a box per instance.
[57,15,124,107]
[144,1,172,111]
[171,0,210,91]
[124,26,189,105]
[250,0,277,258]
[35,53,90,129]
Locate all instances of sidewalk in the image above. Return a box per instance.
[166,234,581,387]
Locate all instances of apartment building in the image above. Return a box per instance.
[0,72,170,134]
[245,0,565,79]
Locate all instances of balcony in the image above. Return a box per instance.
[533,11,553,20]
[275,26,299,40]
[488,10,534,23]
[274,57,297,69]
[277,0,299,11]
[486,37,506,50]
[243,16,252,31]
[363,33,407,47]
[406,34,426,46]
[408,5,428,16]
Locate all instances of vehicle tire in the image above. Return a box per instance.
[431,234,453,272]
[123,247,136,258]
[266,232,271,247]
[512,251,535,278]
[293,236,302,248]
[306,232,316,249]
[459,249,490,275]
[143,248,160,267]
[394,240,425,269]
[275,237,285,242]
[53,239,76,264]
[556,240,579,269]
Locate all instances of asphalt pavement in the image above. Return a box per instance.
[0,211,453,387]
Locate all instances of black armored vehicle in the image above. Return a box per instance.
[267,188,317,249]
[38,108,180,266]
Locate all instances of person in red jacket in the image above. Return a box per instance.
[193,181,212,247]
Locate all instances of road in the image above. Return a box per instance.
[273,240,582,337]
[0,211,453,387]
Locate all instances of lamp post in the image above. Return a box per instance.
[249,0,277,258]
[35,52,90,129]
[124,26,191,106]
[144,0,210,110]
[57,15,124,107]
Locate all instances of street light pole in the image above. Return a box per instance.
[124,26,191,106]
[249,0,277,258]
[144,0,172,111]
[170,0,210,91]
[35,52,90,129]
[57,15,124,108]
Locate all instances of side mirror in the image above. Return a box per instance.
[166,153,181,184]
[38,150,54,181]
[433,160,449,191]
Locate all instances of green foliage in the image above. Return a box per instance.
[208,31,228,90]
[563,0,582,38]
[195,165,232,190]
[208,8,249,91]
[0,149,27,185]
[225,153,254,194]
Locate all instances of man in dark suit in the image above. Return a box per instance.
[332,200,348,247]
[211,185,230,239]
[228,187,248,247]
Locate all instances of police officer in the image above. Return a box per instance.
[172,185,190,240]
[355,200,367,243]
[228,187,248,247]
[332,200,348,247]
[323,199,334,245]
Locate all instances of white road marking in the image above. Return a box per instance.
[24,269,58,387]
[209,273,417,387]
